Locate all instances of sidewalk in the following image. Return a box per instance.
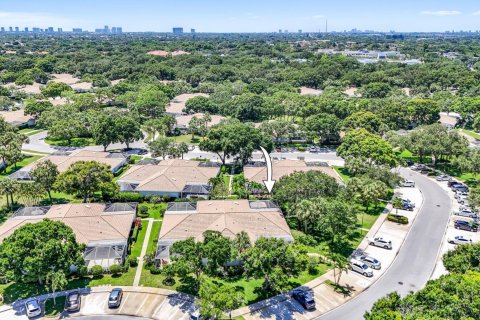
[133,218,153,286]
[232,185,425,319]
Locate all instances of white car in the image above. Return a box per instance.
[401,180,415,188]
[436,174,451,181]
[25,299,42,318]
[350,259,374,277]
[369,237,393,249]
[453,207,478,218]
[448,235,472,245]
[359,255,382,270]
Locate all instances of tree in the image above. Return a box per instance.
[30,160,59,204]
[40,82,72,98]
[0,219,84,284]
[241,237,308,294]
[329,252,349,288]
[337,129,398,168]
[469,188,480,213]
[17,182,46,207]
[92,111,119,152]
[170,237,204,288]
[232,231,251,258]
[24,99,53,119]
[144,118,167,141]
[199,119,272,165]
[202,231,232,276]
[188,116,202,140]
[0,178,18,209]
[177,142,189,159]
[132,88,169,119]
[0,125,28,172]
[45,270,68,305]
[443,242,480,274]
[115,114,144,149]
[359,82,391,98]
[453,148,480,176]
[259,119,295,146]
[149,137,173,160]
[303,113,340,143]
[185,96,217,114]
[54,161,117,202]
[406,99,440,126]
[342,111,386,134]
[199,279,244,319]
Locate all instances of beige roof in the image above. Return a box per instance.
[118,159,220,193]
[439,113,460,127]
[71,82,93,91]
[159,200,292,243]
[51,73,80,85]
[244,159,341,184]
[343,87,360,97]
[18,83,43,94]
[147,50,190,57]
[22,149,126,173]
[175,113,226,128]
[166,93,209,114]
[48,97,69,106]
[300,87,323,96]
[0,110,33,125]
[0,203,136,244]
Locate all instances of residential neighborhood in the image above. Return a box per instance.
[0,2,480,319]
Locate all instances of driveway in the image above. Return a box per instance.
[318,168,452,320]
[22,131,56,153]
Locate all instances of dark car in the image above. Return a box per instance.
[64,290,81,312]
[291,289,316,310]
[400,201,414,211]
[108,288,123,308]
[454,220,479,232]
[451,184,469,192]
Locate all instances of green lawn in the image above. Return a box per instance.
[141,203,166,220]
[0,221,148,305]
[458,129,480,140]
[147,221,162,254]
[44,296,66,317]
[173,134,201,145]
[45,137,95,147]
[18,128,46,136]
[0,154,42,178]
[333,166,351,182]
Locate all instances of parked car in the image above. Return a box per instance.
[400,201,414,211]
[436,174,451,181]
[359,255,382,270]
[448,180,461,187]
[454,207,478,218]
[291,289,316,310]
[401,180,415,188]
[64,290,81,312]
[454,191,469,200]
[403,199,415,208]
[108,288,123,308]
[452,184,469,193]
[369,237,392,249]
[350,260,374,277]
[454,220,479,232]
[25,299,42,318]
[448,235,473,245]
[412,164,427,171]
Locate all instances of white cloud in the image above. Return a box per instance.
[420,10,461,16]
[0,11,89,29]
[473,11,480,16]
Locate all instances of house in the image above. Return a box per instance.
[10,150,128,180]
[244,159,342,192]
[0,203,138,269]
[155,199,293,266]
[439,112,462,130]
[165,93,209,115]
[117,159,220,198]
[174,113,226,132]
[300,87,323,96]
[0,110,35,127]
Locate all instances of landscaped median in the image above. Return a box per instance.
[230,178,424,319]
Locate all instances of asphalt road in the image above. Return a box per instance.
[68,316,152,320]
[318,168,452,320]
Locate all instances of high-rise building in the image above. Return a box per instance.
[173,27,183,34]
[58,28,63,33]
[47,27,54,33]
[24,27,28,32]
[279,29,282,33]
[9,27,13,32]
[111,27,123,34]
[0,27,5,32]
[15,27,19,32]
[298,29,302,33]
[104,25,110,33]
[72,28,83,33]
[191,28,196,34]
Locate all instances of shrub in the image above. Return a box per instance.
[110,192,144,202]
[144,252,156,268]
[162,264,176,285]
[91,265,103,278]
[128,256,138,267]
[307,256,319,275]
[109,264,122,275]
[138,206,149,218]
[148,195,163,204]
[387,214,408,224]
[162,195,171,202]
[150,267,162,274]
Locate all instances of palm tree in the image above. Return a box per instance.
[329,252,349,288]
[233,231,251,255]
[0,178,18,210]
[292,199,318,233]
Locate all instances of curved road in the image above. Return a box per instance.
[318,169,452,320]
[71,317,151,320]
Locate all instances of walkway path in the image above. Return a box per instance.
[133,218,153,286]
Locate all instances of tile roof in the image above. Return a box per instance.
[0,110,33,125]
[0,203,137,245]
[159,200,292,244]
[117,159,220,193]
[175,113,226,129]
[165,93,209,114]
[244,159,341,184]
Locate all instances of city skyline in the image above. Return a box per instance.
[1,0,480,33]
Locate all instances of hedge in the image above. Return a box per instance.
[109,192,144,202]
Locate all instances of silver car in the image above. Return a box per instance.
[454,207,478,218]
[25,299,42,318]
[360,255,382,270]
[401,180,415,188]
[436,174,451,181]
[448,235,472,245]
[369,237,393,249]
[350,260,374,277]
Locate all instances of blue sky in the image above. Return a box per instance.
[1,0,480,32]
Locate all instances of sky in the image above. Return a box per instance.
[1,0,480,33]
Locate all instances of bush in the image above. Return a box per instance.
[110,192,144,202]
[150,267,162,274]
[109,264,122,275]
[91,265,103,278]
[148,195,163,204]
[387,214,409,224]
[138,206,149,218]
[307,256,319,275]
[162,195,171,202]
[127,256,138,267]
